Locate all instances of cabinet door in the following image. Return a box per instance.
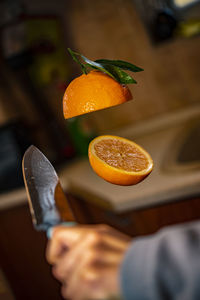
[68,194,200,237]
[0,204,63,300]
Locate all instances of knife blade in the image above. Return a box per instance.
[22,145,76,233]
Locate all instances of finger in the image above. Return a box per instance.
[62,281,107,300]
[52,234,95,281]
[54,244,122,283]
[95,225,131,250]
[60,251,96,300]
[97,234,131,251]
[46,224,130,264]
[46,226,84,264]
[65,266,118,300]
[97,224,131,241]
[54,228,126,281]
[62,247,121,296]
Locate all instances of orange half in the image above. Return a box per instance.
[88,135,153,186]
[63,71,132,119]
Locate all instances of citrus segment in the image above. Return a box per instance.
[63,71,132,119]
[88,135,153,186]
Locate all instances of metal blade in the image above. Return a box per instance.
[22,145,75,231]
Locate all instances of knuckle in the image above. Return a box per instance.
[51,226,61,236]
[89,252,100,266]
[85,250,103,269]
[52,227,65,239]
[85,249,97,265]
[88,231,102,245]
[98,224,109,231]
[80,268,99,285]
[52,265,66,281]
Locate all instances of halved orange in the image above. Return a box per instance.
[63,71,132,119]
[88,135,153,186]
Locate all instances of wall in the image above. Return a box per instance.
[67,0,200,132]
[1,0,200,133]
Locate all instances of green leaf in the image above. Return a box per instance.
[68,48,87,74]
[102,64,137,84]
[95,59,144,72]
[67,48,143,84]
[80,55,116,80]
[68,48,115,79]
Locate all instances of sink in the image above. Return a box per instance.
[162,119,200,173]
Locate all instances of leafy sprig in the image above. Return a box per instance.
[68,48,143,84]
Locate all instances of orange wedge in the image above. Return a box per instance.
[88,135,153,186]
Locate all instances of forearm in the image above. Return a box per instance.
[120,220,200,300]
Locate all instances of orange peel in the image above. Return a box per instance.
[63,71,132,119]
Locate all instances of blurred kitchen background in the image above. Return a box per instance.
[1,0,200,192]
[0,0,200,299]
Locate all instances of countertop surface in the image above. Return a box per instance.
[0,173,70,211]
[1,104,200,212]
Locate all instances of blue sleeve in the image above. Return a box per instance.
[120,220,200,300]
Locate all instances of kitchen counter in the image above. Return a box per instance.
[0,188,27,211]
[0,173,70,211]
[1,103,200,212]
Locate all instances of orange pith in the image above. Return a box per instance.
[88,135,153,186]
[63,71,132,119]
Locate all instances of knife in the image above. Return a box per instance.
[22,146,122,300]
[22,145,76,237]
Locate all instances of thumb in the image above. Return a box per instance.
[46,225,83,264]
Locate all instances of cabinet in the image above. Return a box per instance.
[68,194,200,237]
[0,204,63,300]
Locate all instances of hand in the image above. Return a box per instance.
[46,224,131,300]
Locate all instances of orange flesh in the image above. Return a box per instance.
[94,139,149,172]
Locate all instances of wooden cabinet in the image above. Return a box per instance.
[1,194,200,300]
[68,194,200,237]
[0,204,63,300]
